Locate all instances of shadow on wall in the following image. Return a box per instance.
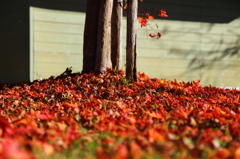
[167,25,240,86]
[173,37,240,73]
[144,0,240,86]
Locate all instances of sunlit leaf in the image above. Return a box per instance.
[158,9,168,17]
[138,17,148,27]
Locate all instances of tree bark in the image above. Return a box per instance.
[111,0,122,71]
[126,0,137,81]
[95,0,113,73]
[82,0,100,73]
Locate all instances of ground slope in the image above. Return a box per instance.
[0,69,240,159]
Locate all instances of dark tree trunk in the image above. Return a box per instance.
[111,0,122,70]
[95,0,113,73]
[126,0,137,81]
[82,0,100,73]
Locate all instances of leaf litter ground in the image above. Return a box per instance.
[0,69,240,159]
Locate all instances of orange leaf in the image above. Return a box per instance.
[138,17,148,27]
[146,111,163,119]
[145,13,154,20]
[158,9,168,17]
[1,139,34,159]
[96,148,112,159]
[42,143,54,156]
[130,142,142,158]
[235,147,240,159]
[123,4,127,9]
[115,145,128,159]
[148,16,154,20]
[148,129,165,142]
[62,101,77,108]
[216,148,230,159]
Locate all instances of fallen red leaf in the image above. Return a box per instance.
[0,69,239,158]
[115,144,128,159]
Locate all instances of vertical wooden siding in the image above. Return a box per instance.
[0,1,29,83]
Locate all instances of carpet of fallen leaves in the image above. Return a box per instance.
[0,69,240,159]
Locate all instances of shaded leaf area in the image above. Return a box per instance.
[0,69,240,159]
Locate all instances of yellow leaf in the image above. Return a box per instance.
[43,143,54,156]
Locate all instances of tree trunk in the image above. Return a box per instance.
[126,0,137,81]
[82,0,100,73]
[95,0,113,73]
[111,0,122,70]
